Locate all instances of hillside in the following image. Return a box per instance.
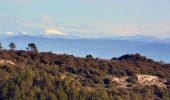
[0,50,170,100]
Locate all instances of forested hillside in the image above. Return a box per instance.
[0,50,170,100]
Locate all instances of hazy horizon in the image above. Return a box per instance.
[1,0,170,62]
[0,0,170,38]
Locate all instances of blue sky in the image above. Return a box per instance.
[0,0,170,38]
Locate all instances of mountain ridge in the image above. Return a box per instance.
[1,35,170,63]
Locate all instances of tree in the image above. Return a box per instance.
[48,92,57,100]
[91,88,110,100]
[0,43,3,50]
[9,42,16,50]
[86,55,93,59]
[56,84,67,100]
[27,43,38,52]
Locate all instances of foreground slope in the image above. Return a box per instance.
[0,50,170,100]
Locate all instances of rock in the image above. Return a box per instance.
[137,74,167,88]
[107,74,167,89]
[0,59,15,65]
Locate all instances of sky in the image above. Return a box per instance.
[0,0,170,38]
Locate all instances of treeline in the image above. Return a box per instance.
[0,44,170,99]
[0,42,38,51]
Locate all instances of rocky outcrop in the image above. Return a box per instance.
[0,59,15,65]
[108,76,129,88]
[137,74,167,88]
[107,74,167,88]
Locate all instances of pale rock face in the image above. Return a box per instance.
[137,75,166,88]
[0,59,15,65]
[108,76,129,88]
[107,74,167,88]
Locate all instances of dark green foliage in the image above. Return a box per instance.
[0,50,169,100]
[9,42,16,51]
[27,43,38,52]
[0,43,2,50]
[86,55,93,59]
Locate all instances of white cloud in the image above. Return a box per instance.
[5,32,14,36]
[1,15,170,38]
[45,29,65,36]
[21,14,65,36]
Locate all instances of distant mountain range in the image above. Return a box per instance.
[100,35,161,42]
[0,35,170,63]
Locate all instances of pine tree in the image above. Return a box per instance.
[9,42,16,50]
[0,43,3,50]
[27,43,38,52]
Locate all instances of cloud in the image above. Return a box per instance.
[45,29,65,36]
[32,14,54,24]
[94,22,170,38]
[0,15,65,36]
[5,32,14,36]
[41,14,54,23]
[0,16,23,32]
[0,15,170,38]
[21,14,64,34]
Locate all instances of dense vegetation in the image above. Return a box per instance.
[0,43,170,100]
